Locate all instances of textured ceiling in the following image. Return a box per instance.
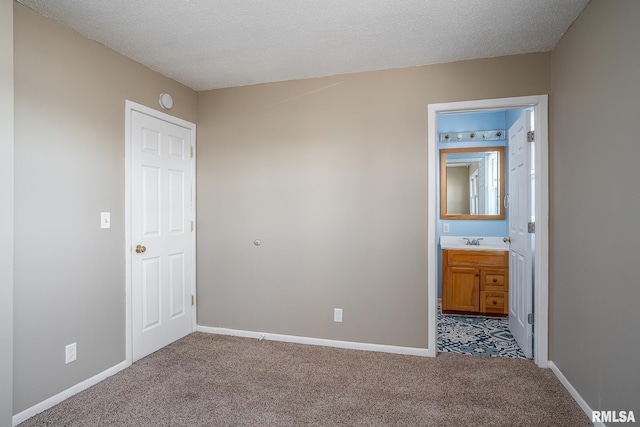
[18,0,589,91]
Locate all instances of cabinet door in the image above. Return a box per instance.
[445,267,480,312]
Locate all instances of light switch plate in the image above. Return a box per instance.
[101,212,111,229]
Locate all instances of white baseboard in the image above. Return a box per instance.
[548,361,602,427]
[12,360,128,426]
[196,325,431,357]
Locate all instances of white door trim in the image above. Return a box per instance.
[124,100,197,366]
[427,95,549,367]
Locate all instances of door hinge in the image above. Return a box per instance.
[190,146,194,158]
[191,295,195,306]
[528,222,535,234]
[190,221,194,232]
[527,131,535,142]
[527,313,534,325]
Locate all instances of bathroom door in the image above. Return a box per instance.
[507,112,533,359]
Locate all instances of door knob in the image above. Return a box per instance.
[135,245,146,253]
[503,237,511,243]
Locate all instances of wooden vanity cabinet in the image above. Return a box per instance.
[442,250,509,316]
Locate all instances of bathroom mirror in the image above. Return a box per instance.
[440,146,505,220]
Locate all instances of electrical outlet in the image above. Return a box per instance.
[334,308,343,323]
[65,342,77,364]
[443,223,450,233]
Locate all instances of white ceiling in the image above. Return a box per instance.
[18,0,589,91]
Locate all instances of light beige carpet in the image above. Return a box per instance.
[20,333,592,426]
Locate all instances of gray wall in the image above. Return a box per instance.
[551,0,640,414]
[196,54,551,349]
[0,0,14,424]
[446,166,471,214]
[12,3,197,414]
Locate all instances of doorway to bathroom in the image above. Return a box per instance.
[426,95,549,368]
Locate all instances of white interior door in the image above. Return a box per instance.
[477,159,486,213]
[131,110,194,361]
[508,112,533,359]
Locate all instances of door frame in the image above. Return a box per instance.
[124,100,197,366]
[427,95,549,367]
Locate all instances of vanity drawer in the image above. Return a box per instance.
[480,291,508,315]
[446,250,508,267]
[482,268,508,291]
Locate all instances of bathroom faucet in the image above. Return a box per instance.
[463,237,483,246]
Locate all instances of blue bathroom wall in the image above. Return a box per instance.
[437,110,509,236]
[438,111,506,133]
[436,110,510,297]
[505,108,528,131]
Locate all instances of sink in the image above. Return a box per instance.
[440,236,509,251]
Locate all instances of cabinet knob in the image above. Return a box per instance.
[493,279,498,283]
[492,300,497,305]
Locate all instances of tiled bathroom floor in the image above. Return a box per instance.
[437,306,527,359]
